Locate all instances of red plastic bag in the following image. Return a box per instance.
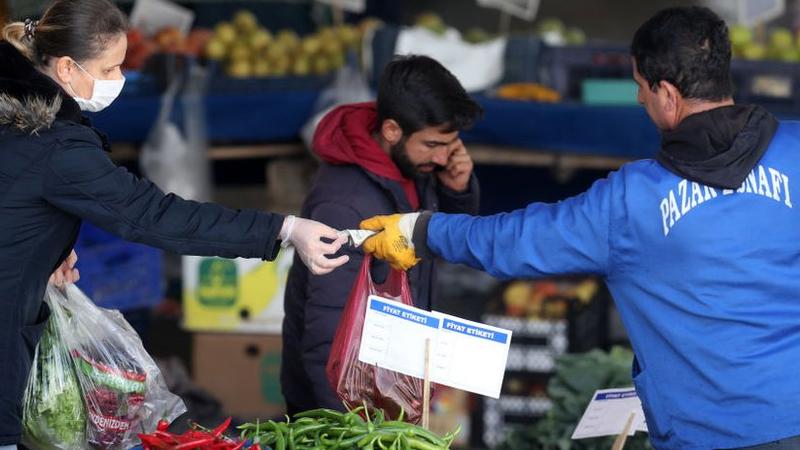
[326,255,425,423]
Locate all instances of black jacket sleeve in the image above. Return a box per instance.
[436,173,480,214]
[42,139,283,260]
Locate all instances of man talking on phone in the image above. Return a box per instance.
[281,55,482,413]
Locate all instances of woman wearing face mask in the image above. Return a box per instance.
[0,1,350,447]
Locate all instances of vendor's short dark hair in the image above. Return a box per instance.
[377,55,483,135]
[631,6,733,101]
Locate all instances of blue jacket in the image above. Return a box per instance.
[427,121,800,449]
[0,42,283,444]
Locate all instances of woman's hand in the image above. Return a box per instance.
[49,249,80,287]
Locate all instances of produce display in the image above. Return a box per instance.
[729,24,800,62]
[124,8,380,79]
[499,347,652,450]
[533,18,587,46]
[137,405,460,450]
[204,10,365,78]
[239,405,459,450]
[495,83,562,103]
[125,27,212,70]
[413,12,587,47]
[497,278,598,319]
[138,418,260,450]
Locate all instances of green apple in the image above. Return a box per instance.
[233,10,259,34]
[741,42,767,60]
[215,22,237,46]
[770,27,794,50]
[464,27,491,44]
[416,12,446,35]
[205,38,227,61]
[729,24,753,49]
[227,59,252,78]
[250,28,272,51]
[535,18,565,36]
[292,56,311,76]
[252,58,271,77]
[564,27,587,45]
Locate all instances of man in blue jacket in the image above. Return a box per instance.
[361,7,800,450]
[280,55,482,414]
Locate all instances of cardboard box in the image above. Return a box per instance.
[182,249,293,333]
[430,387,471,446]
[192,333,285,420]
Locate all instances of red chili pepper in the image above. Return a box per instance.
[212,417,232,437]
[248,444,261,450]
[173,436,216,449]
[153,430,181,444]
[138,434,170,449]
[157,419,170,432]
[229,440,246,450]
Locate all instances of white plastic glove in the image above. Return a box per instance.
[280,215,350,275]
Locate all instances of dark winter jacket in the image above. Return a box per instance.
[0,42,283,445]
[280,103,480,414]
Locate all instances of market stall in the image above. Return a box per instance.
[6,0,800,449]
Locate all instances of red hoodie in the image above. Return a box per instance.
[312,102,420,210]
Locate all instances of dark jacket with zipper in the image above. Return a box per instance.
[280,103,480,414]
[0,42,284,444]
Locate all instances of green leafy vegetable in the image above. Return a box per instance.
[499,346,653,450]
[22,318,87,450]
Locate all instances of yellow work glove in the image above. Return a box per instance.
[360,213,421,271]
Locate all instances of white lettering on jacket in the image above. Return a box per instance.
[660,165,792,236]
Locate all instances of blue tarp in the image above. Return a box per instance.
[92,90,662,159]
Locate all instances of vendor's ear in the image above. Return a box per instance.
[380,119,403,146]
[658,80,683,128]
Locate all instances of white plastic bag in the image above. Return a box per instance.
[23,284,186,450]
[22,292,85,450]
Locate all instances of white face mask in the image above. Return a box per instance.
[68,61,125,112]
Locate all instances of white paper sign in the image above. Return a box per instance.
[130,0,195,37]
[358,296,512,398]
[572,388,648,440]
[431,313,512,398]
[358,296,441,379]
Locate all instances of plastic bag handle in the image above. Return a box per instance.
[361,254,413,305]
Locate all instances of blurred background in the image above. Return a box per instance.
[2,0,798,448]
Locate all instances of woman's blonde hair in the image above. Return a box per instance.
[2,0,127,66]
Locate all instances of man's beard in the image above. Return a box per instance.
[390,137,420,179]
[390,137,445,179]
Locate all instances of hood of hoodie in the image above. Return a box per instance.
[657,104,778,190]
[0,41,83,134]
[312,101,420,210]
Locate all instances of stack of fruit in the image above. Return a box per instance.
[414,11,586,47]
[124,27,213,70]
[730,24,800,62]
[204,10,368,79]
[533,17,587,46]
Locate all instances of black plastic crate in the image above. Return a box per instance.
[731,58,800,114]
[538,43,632,100]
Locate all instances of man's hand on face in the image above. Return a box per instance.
[436,139,473,192]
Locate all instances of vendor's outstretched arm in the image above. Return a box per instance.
[363,175,615,277]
